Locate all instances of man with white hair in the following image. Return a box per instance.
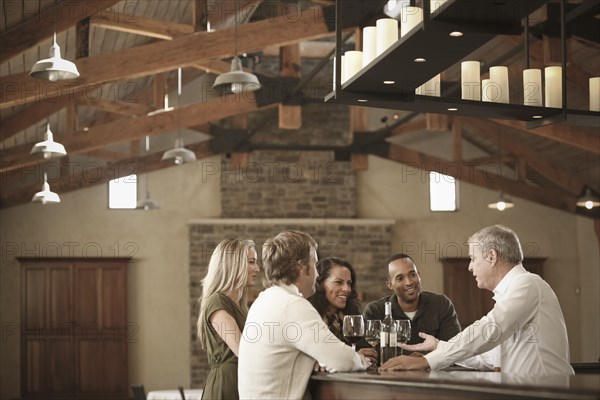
[381,225,574,376]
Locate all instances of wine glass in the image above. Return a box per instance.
[364,320,381,348]
[342,315,365,351]
[395,319,411,355]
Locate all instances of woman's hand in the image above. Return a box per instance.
[358,347,378,365]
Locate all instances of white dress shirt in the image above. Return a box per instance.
[426,265,574,375]
[238,284,369,399]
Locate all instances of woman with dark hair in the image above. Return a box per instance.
[308,257,377,363]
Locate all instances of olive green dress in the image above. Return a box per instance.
[201,293,247,400]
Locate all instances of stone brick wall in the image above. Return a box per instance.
[220,150,356,218]
[189,218,393,388]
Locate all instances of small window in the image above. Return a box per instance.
[108,174,137,209]
[429,172,458,212]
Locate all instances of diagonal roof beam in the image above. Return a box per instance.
[0,6,332,109]
[0,93,274,173]
[489,118,600,154]
[90,10,194,40]
[459,117,586,196]
[0,0,121,62]
[371,143,576,214]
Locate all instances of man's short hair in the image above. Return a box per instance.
[262,231,317,287]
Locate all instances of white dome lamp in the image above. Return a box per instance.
[213,56,261,94]
[31,173,61,204]
[488,192,514,211]
[30,32,80,81]
[30,123,67,159]
[162,68,197,165]
[162,138,196,165]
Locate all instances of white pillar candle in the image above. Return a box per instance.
[401,6,423,37]
[590,77,600,112]
[376,18,398,56]
[416,74,440,97]
[523,68,542,106]
[343,51,363,82]
[544,66,562,108]
[489,66,509,103]
[430,0,448,13]
[362,26,377,68]
[482,79,493,102]
[461,61,480,101]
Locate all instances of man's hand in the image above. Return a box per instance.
[379,355,430,371]
[399,332,439,353]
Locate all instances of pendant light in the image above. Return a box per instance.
[576,187,600,210]
[30,32,79,81]
[162,68,196,165]
[488,192,514,211]
[213,19,261,93]
[31,173,60,204]
[30,123,67,159]
[136,136,160,210]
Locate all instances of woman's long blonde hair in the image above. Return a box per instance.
[196,238,256,347]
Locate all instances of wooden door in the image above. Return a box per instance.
[20,259,129,400]
[442,258,545,327]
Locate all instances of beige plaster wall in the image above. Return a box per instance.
[0,156,221,399]
[576,216,600,362]
[356,154,599,363]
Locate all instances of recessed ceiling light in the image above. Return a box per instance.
[448,107,458,111]
[357,99,368,103]
[533,115,543,119]
[414,58,426,63]
[450,31,463,37]
[383,80,395,85]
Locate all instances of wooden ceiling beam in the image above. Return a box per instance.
[489,118,600,154]
[0,6,331,110]
[90,10,194,40]
[460,117,586,196]
[0,0,120,62]
[79,98,154,117]
[376,143,576,213]
[389,118,426,136]
[0,93,269,173]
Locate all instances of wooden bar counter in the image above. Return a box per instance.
[309,367,600,400]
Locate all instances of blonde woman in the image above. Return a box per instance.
[197,239,260,400]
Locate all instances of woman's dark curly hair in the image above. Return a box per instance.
[308,257,361,316]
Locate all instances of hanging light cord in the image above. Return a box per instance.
[178,67,182,141]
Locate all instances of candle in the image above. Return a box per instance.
[344,51,363,82]
[482,79,493,102]
[544,66,562,108]
[489,66,509,103]
[416,74,440,97]
[376,18,398,56]
[401,6,423,37]
[461,61,480,101]
[523,69,542,106]
[363,26,377,68]
[430,0,448,13]
[590,77,600,112]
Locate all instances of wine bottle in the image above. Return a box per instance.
[380,301,397,364]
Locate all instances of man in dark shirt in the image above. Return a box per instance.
[363,253,460,344]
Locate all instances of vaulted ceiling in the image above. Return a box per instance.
[0,0,598,218]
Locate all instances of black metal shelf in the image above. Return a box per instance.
[325,0,600,126]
